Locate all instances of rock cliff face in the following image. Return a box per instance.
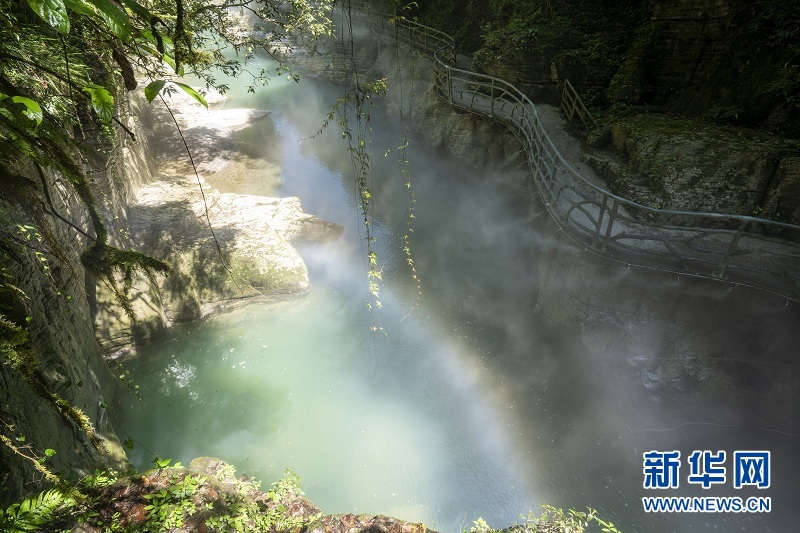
[283,12,526,174]
[323,8,800,433]
[423,0,797,132]
[94,91,342,354]
[411,0,800,223]
[0,100,142,503]
[585,114,800,219]
[0,76,340,504]
[608,0,739,110]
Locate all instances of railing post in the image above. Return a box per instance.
[490,79,495,116]
[552,155,560,183]
[716,220,748,279]
[593,195,609,248]
[447,66,453,103]
[602,201,620,251]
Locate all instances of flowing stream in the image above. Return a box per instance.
[118,54,800,532]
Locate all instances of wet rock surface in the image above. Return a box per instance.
[585,114,800,221]
[94,90,343,353]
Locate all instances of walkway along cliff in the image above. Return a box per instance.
[351,1,800,302]
[319,1,800,436]
[2,1,799,530]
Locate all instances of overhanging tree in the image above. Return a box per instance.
[0,0,333,501]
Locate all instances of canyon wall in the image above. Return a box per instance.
[0,98,143,503]
[329,8,800,434]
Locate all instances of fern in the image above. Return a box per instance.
[0,488,72,532]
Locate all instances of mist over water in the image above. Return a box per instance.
[119,54,800,532]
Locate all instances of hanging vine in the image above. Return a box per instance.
[316,0,425,323]
[306,1,390,325]
[391,1,423,319]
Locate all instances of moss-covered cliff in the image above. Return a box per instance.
[414,0,800,136]
[0,103,136,505]
[0,0,333,507]
[400,0,800,222]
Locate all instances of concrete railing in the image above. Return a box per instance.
[343,1,800,300]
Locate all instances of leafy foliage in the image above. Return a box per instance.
[0,0,335,319]
[750,1,800,116]
[142,474,200,532]
[467,505,622,533]
[0,464,319,532]
[0,488,72,532]
[314,76,389,315]
[0,313,35,377]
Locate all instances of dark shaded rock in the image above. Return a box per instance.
[589,113,800,220]
[763,157,800,224]
[609,0,736,107]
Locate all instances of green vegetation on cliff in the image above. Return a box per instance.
[414,0,800,135]
[1,456,621,532]
[0,458,315,532]
[0,0,332,504]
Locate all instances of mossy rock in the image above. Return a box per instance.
[601,113,800,219]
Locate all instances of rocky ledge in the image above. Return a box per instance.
[94,88,343,354]
[70,457,430,533]
[585,113,800,223]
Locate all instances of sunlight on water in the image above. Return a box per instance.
[120,286,537,531]
[120,47,800,532]
[122,57,537,531]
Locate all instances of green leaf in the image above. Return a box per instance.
[144,80,166,103]
[172,82,208,108]
[152,455,171,469]
[123,437,134,449]
[136,31,160,52]
[161,53,184,76]
[117,0,151,21]
[82,85,114,123]
[63,0,94,16]
[64,0,97,16]
[85,0,131,41]
[10,96,43,125]
[145,80,206,107]
[25,0,70,34]
[44,448,56,457]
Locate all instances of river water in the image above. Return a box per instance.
[118,52,800,532]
